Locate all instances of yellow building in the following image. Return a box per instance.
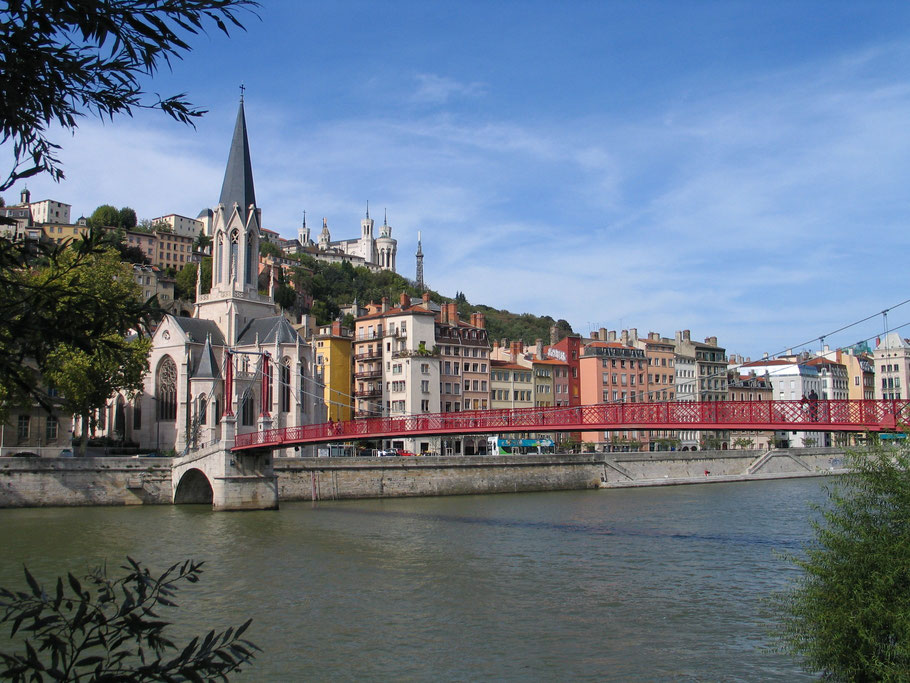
[314,321,353,422]
[41,223,89,245]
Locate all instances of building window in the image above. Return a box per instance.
[42,414,58,442]
[17,415,29,441]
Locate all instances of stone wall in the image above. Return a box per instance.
[0,457,173,508]
[274,454,605,501]
[0,449,849,508]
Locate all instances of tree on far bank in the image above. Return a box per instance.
[773,443,910,679]
[87,204,121,229]
[0,0,258,193]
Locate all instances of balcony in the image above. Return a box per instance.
[354,368,381,380]
[355,349,382,361]
[354,386,383,399]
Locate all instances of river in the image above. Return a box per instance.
[0,477,828,681]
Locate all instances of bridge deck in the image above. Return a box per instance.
[233,399,909,451]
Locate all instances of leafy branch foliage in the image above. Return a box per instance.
[773,443,910,680]
[0,0,258,192]
[0,231,159,420]
[0,557,259,682]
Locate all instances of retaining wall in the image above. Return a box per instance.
[0,448,849,508]
[0,457,173,508]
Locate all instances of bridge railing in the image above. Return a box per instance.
[233,398,910,449]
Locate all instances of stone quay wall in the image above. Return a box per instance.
[0,448,848,508]
[0,457,173,508]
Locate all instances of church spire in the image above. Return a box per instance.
[219,95,256,213]
[416,230,424,291]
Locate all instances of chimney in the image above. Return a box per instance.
[649,331,659,341]
[763,352,769,359]
[332,320,342,336]
[510,340,522,362]
[621,329,629,346]
[608,330,617,342]
[422,291,430,305]
[449,303,458,324]
[590,330,599,340]
[475,312,485,329]
[705,336,717,346]
[381,297,388,313]
[550,324,559,345]
[399,292,409,309]
[492,339,500,351]
[675,330,682,343]
[599,327,608,342]
[683,330,691,342]
[501,338,507,348]
[629,327,638,344]
[535,338,544,360]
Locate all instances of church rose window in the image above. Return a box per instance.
[156,356,178,421]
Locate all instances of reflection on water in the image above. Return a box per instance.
[0,478,828,681]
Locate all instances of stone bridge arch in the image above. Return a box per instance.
[173,467,213,505]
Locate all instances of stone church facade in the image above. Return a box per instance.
[100,98,322,455]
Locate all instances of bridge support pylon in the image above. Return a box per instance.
[172,416,278,511]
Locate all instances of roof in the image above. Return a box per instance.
[192,336,220,379]
[170,317,225,345]
[586,341,633,349]
[357,305,436,321]
[742,359,791,367]
[236,316,301,346]
[218,99,256,213]
[491,360,528,371]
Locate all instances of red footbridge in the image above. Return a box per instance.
[233,399,910,452]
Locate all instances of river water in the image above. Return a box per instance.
[0,477,828,681]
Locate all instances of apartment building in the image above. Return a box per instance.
[314,321,353,422]
[436,303,491,413]
[490,360,534,410]
[353,293,440,453]
[578,340,649,450]
[741,358,824,447]
[873,332,910,401]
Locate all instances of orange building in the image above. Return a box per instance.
[579,340,650,451]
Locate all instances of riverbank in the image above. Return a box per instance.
[0,447,847,507]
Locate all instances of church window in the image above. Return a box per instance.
[133,397,142,430]
[246,236,254,285]
[197,393,207,426]
[215,234,224,284]
[280,358,291,413]
[240,390,255,426]
[156,356,178,421]
[229,230,239,281]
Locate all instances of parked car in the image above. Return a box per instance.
[398,450,416,457]
[378,449,399,457]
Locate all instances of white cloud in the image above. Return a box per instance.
[409,74,486,105]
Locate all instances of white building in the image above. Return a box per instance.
[295,206,398,273]
[151,213,204,239]
[874,332,910,401]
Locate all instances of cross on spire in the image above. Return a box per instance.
[239,83,245,102]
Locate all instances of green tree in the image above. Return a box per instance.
[38,250,153,453]
[0,0,257,192]
[87,204,121,229]
[259,240,282,258]
[773,444,910,679]
[0,557,258,681]
[118,206,138,230]
[0,232,157,418]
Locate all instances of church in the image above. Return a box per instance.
[100,98,322,455]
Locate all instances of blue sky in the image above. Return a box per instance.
[7,1,910,360]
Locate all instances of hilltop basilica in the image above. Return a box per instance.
[99,98,321,454]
